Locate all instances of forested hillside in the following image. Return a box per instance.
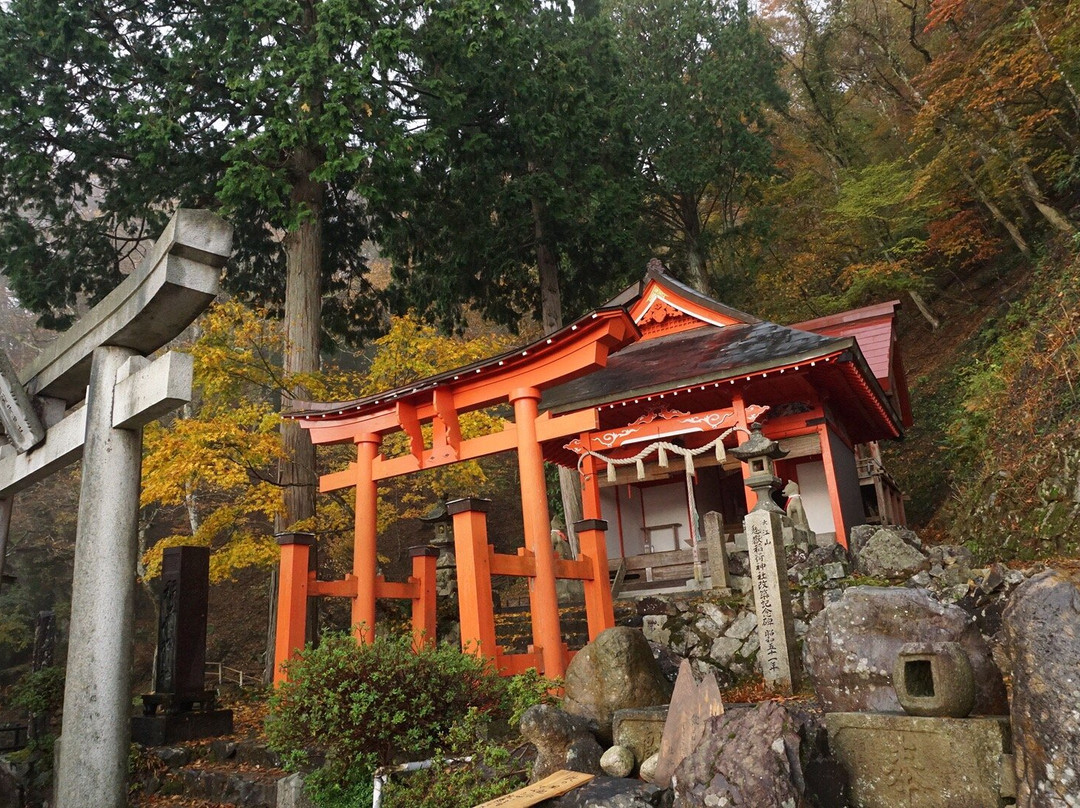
[0,0,1077,687]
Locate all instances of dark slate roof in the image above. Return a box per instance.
[541,322,851,412]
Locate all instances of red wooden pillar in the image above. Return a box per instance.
[409,546,439,650]
[447,498,498,659]
[817,422,849,548]
[732,391,757,512]
[577,453,614,640]
[353,433,380,642]
[273,532,314,685]
[510,388,565,678]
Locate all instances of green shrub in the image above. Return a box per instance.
[266,633,506,786]
[380,708,527,808]
[501,667,559,728]
[11,665,64,717]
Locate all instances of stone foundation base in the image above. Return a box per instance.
[825,712,1014,808]
[131,709,234,746]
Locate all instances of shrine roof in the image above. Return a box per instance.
[793,301,900,389]
[285,267,907,441]
[541,321,851,413]
[286,306,638,422]
[604,263,761,326]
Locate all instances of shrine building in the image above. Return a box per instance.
[275,267,912,682]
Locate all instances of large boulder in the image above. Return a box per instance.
[562,627,673,743]
[1002,568,1080,807]
[670,701,845,808]
[855,528,929,579]
[520,705,604,783]
[803,586,1008,715]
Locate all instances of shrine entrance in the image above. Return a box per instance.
[278,309,639,682]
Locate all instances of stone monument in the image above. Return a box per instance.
[0,210,230,808]
[132,546,233,745]
[730,423,800,694]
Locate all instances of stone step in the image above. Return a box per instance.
[139,743,295,808]
[171,764,284,808]
[209,738,284,768]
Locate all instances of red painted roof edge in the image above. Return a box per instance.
[790,300,901,332]
[601,265,761,325]
[284,306,640,420]
[836,346,904,438]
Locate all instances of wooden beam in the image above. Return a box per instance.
[535,408,599,442]
[307,576,358,599]
[431,387,462,461]
[372,425,518,480]
[374,576,419,600]
[553,557,594,581]
[396,401,424,461]
[320,463,358,493]
[489,549,536,578]
[495,649,545,676]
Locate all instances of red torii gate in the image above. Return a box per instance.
[274,309,639,683]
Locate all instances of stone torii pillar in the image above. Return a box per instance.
[0,210,231,808]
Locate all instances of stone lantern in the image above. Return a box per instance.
[730,421,789,514]
[420,501,457,597]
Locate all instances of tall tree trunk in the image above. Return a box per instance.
[533,197,562,335]
[532,198,583,556]
[0,497,12,598]
[680,194,710,295]
[267,147,324,679]
[686,246,709,295]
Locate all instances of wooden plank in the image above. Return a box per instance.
[651,564,697,581]
[495,649,545,676]
[319,464,357,493]
[374,577,418,600]
[307,576,358,599]
[490,550,535,578]
[473,770,594,808]
[622,548,694,569]
[553,557,594,581]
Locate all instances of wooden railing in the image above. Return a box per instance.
[0,721,28,752]
[205,662,260,689]
[613,546,717,594]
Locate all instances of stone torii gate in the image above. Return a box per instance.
[0,210,231,808]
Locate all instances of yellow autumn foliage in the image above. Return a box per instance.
[141,303,514,583]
